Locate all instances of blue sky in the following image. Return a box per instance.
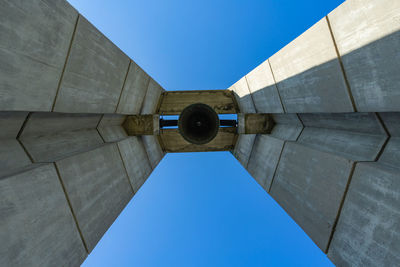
[67,0,344,266]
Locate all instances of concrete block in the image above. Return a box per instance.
[328,163,400,266]
[141,78,163,114]
[232,134,256,168]
[247,135,284,191]
[328,0,400,112]
[298,127,387,161]
[378,138,400,169]
[299,112,386,135]
[269,18,353,113]
[19,112,103,162]
[116,61,150,114]
[56,144,133,252]
[0,0,77,111]
[54,16,130,113]
[0,140,32,179]
[0,164,87,267]
[141,135,164,169]
[117,137,152,193]
[229,77,256,113]
[270,114,303,141]
[270,142,353,251]
[0,112,28,139]
[379,112,400,136]
[98,114,128,142]
[245,60,284,113]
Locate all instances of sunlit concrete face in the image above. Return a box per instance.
[1,0,400,266]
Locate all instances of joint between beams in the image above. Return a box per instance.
[267,59,287,113]
[325,16,357,112]
[115,60,132,113]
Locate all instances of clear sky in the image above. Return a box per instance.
[67,0,344,266]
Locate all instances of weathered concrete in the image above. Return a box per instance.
[328,163,400,266]
[117,137,152,193]
[0,140,32,178]
[297,127,387,161]
[19,112,103,162]
[379,112,400,136]
[270,114,303,141]
[232,134,256,168]
[0,0,77,111]
[328,0,400,112]
[141,78,164,114]
[0,112,31,178]
[269,18,353,113]
[229,77,256,114]
[247,135,284,192]
[299,112,386,135]
[270,142,353,252]
[237,114,274,134]
[54,16,130,113]
[141,135,165,169]
[56,144,133,252]
[116,61,150,114]
[0,164,87,267]
[245,60,284,113]
[97,114,128,142]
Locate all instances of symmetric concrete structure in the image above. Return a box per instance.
[0,0,399,266]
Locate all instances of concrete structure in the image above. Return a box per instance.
[0,0,399,266]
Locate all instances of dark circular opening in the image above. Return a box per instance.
[178,103,220,145]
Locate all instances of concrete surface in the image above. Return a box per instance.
[329,0,400,112]
[270,142,353,252]
[229,77,256,114]
[0,112,28,139]
[141,135,165,169]
[19,112,103,162]
[298,127,387,161]
[141,78,163,114]
[0,164,87,267]
[245,60,284,113]
[56,144,133,252]
[0,0,77,111]
[54,16,130,113]
[247,135,284,192]
[270,114,303,141]
[97,114,128,142]
[379,112,400,136]
[117,61,150,114]
[232,134,256,168]
[328,162,400,266]
[117,137,153,193]
[269,18,353,113]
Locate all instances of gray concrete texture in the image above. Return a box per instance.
[328,0,400,112]
[270,114,303,141]
[19,112,104,162]
[55,144,134,252]
[54,16,130,113]
[245,60,284,113]
[270,142,353,252]
[97,114,128,142]
[141,78,164,114]
[246,135,284,192]
[232,134,256,168]
[0,164,87,267]
[0,112,31,178]
[328,163,400,266]
[0,0,77,111]
[269,18,353,113]
[141,135,165,169]
[229,77,256,114]
[117,62,151,114]
[118,137,153,193]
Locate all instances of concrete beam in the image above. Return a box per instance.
[97,114,128,142]
[328,0,400,112]
[270,114,303,141]
[229,77,256,114]
[141,78,164,115]
[55,144,133,252]
[0,164,87,266]
[269,18,353,113]
[0,0,78,111]
[54,16,130,113]
[232,134,256,168]
[141,135,165,169]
